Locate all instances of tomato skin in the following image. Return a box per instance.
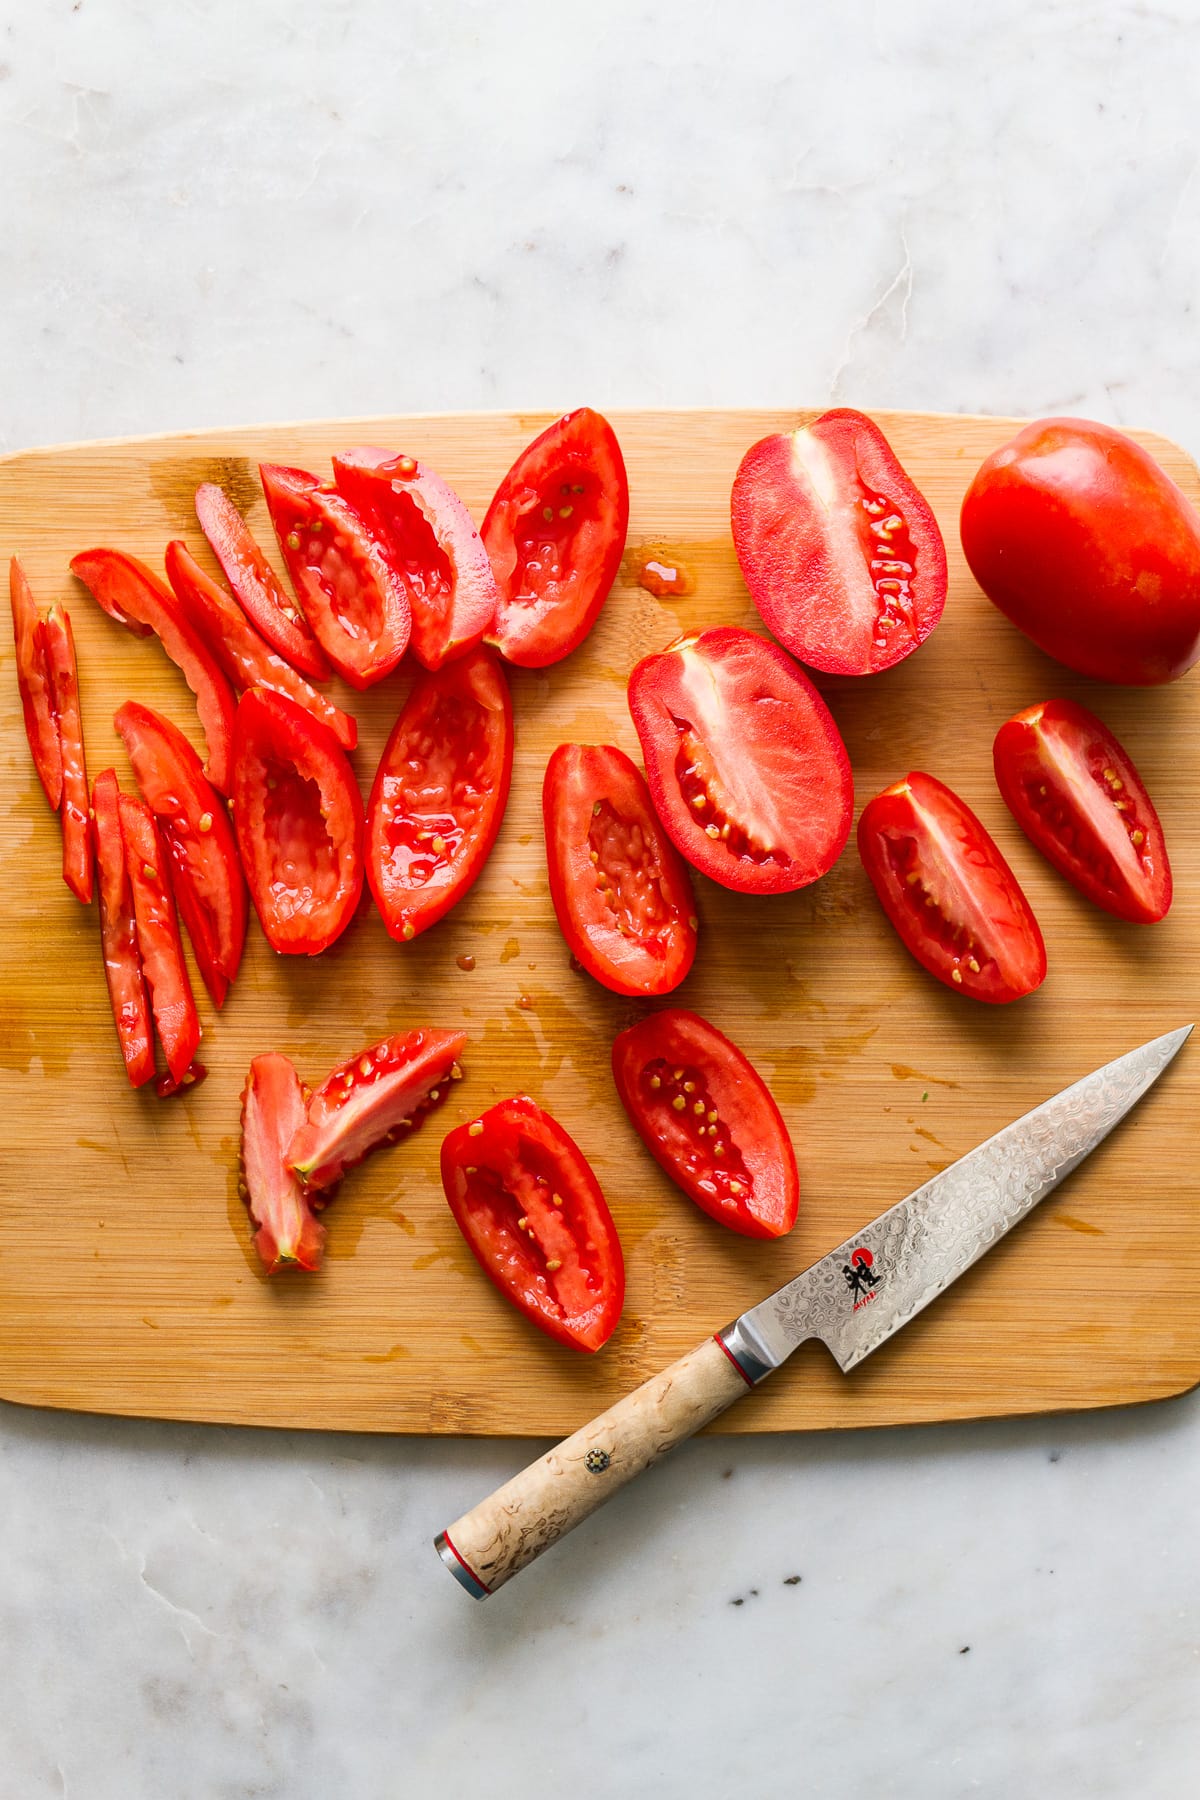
[611,1009,798,1238]
[9,557,63,810]
[42,606,93,903]
[289,1027,466,1190]
[627,625,853,895]
[483,409,629,668]
[117,792,202,1082]
[732,408,947,676]
[441,1096,624,1353]
[993,699,1171,924]
[241,1053,326,1272]
[91,769,155,1088]
[231,688,364,956]
[195,483,330,680]
[857,771,1047,1004]
[542,744,698,997]
[960,418,1200,685]
[365,648,513,944]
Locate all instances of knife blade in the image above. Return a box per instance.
[436,1026,1191,1598]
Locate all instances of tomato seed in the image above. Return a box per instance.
[198,813,213,833]
[468,1121,484,1137]
[952,968,963,983]
[286,532,300,550]
[672,1095,686,1111]
[402,923,415,940]
[546,1258,562,1272]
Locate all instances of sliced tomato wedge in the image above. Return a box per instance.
[117,792,202,1081]
[42,606,92,903]
[333,448,498,670]
[9,557,63,810]
[194,483,330,680]
[483,408,629,668]
[259,463,410,689]
[993,699,1171,924]
[731,408,948,675]
[70,548,236,793]
[542,743,697,996]
[365,648,513,944]
[114,700,247,1006]
[440,1095,624,1353]
[288,1028,466,1190]
[612,1009,798,1238]
[241,1053,327,1272]
[627,626,853,895]
[92,769,155,1088]
[231,688,364,955]
[857,771,1047,1003]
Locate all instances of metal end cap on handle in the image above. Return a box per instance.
[435,1531,490,1600]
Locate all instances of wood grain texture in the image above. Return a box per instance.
[1,407,1198,1436]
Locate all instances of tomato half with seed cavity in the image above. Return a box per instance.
[483,408,629,667]
[195,483,330,679]
[732,408,947,675]
[9,557,63,810]
[857,771,1047,1003]
[441,1096,624,1353]
[231,688,364,956]
[117,791,202,1081]
[611,1010,798,1238]
[289,1028,466,1190]
[241,1053,326,1272]
[366,648,513,943]
[42,606,93,903]
[92,769,155,1088]
[627,626,853,895]
[543,743,697,996]
[993,698,1171,924]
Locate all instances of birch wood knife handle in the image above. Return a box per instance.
[435,1334,752,1596]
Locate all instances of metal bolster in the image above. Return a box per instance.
[716,1314,779,1386]
[435,1532,490,1600]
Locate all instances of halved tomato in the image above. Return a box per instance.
[731,408,947,675]
[195,483,330,679]
[42,606,92,903]
[288,1028,466,1190]
[611,1009,798,1238]
[92,768,155,1088]
[483,409,629,667]
[542,743,697,996]
[117,792,202,1081]
[857,771,1047,1003]
[993,699,1171,924]
[627,626,853,895]
[365,648,513,943]
[241,1053,326,1272]
[440,1095,624,1352]
[9,557,63,810]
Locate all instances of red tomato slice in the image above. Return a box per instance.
[333,448,499,671]
[611,1009,799,1239]
[92,769,155,1088]
[241,1053,327,1272]
[542,743,698,997]
[70,548,236,793]
[365,648,513,944]
[231,688,364,955]
[259,463,411,689]
[731,408,947,676]
[194,483,330,680]
[114,700,247,1006]
[9,557,63,810]
[440,1095,624,1353]
[993,698,1171,924]
[288,1028,466,1190]
[627,626,853,895]
[483,408,629,668]
[857,771,1047,1004]
[42,606,92,904]
[165,540,356,750]
[117,792,202,1081]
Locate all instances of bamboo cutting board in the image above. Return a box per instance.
[1,408,1198,1436]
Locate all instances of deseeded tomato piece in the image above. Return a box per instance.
[483,409,629,668]
[288,1028,466,1190]
[440,1095,624,1353]
[9,557,63,809]
[92,769,155,1088]
[231,688,364,956]
[42,607,92,903]
[241,1053,326,1272]
[333,448,499,671]
[857,771,1046,1004]
[259,463,410,689]
[195,483,330,680]
[627,626,853,895]
[114,700,247,1006]
[612,1010,799,1239]
[542,743,697,997]
[366,648,513,944]
[732,408,947,676]
[993,699,1171,924]
[117,792,202,1081]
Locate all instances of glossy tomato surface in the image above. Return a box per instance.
[960,418,1200,685]
[732,408,947,675]
[857,771,1046,1003]
[195,483,330,679]
[993,699,1171,924]
[627,626,853,895]
[92,768,155,1089]
[542,743,697,996]
[288,1028,466,1190]
[117,791,202,1082]
[42,606,92,903]
[241,1053,326,1273]
[441,1096,624,1352]
[9,557,63,810]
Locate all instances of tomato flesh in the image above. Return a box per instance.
[92,769,155,1088]
[42,606,93,903]
[288,1028,466,1190]
[117,792,202,1081]
[10,557,63,810]
[195,482,330,680]
[241,1053,326,1272]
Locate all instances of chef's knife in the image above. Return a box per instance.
[436,1026,1191,1597]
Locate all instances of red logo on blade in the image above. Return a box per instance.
[843,1246,881,1310]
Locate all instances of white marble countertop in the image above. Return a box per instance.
[4,2,1200,1794]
